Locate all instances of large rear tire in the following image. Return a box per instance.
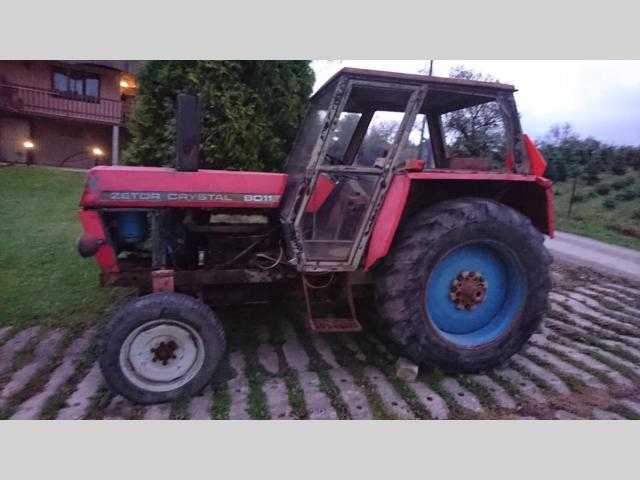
[373,197,551,372]
[99,292,226,404]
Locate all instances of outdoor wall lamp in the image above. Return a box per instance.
[22,140,35,165]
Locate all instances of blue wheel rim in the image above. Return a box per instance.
[425,242,526,348]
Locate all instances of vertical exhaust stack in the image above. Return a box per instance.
[175,93,202,172]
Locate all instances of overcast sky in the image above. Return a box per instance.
[311,60,640,146]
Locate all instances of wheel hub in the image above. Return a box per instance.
[150,340,178,366]
[119,321,205,392]
[449,270,487,310]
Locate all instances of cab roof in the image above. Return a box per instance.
[313,67,515,98]
[312,67,516,114]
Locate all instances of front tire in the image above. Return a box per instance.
[373,198,551,372]
[99,292,226,404]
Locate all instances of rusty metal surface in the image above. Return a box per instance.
[151,269,175,293]
[105,267,296,289]
[301,275,362,333]
[306,318,363,333]
[150,340,178,365]
[450,271,488,310]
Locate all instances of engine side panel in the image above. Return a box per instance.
[364,171,554,270]
[80,166,288,209]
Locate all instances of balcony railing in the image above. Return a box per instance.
[0,82,123,125]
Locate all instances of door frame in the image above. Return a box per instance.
[292,80,427,272]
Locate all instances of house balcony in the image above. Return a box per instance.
[0,82,124,125]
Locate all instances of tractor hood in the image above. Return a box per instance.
[80,166,288,209]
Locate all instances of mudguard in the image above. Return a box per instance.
[364,171,554,270]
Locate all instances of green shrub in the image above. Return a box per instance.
[123,60,315,172]
[595,184,611,196]
[611,163,627,176]
[603,198,617,210]
[632,209,640,220]
[555,162,568,182]
[554,189,562,196]
[611,176,634,190]
[614,189,637,202]
[584,174,600,186]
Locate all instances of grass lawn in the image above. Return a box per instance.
[0,166,125,329]
[553,169,640,250]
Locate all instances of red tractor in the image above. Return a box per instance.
[78,68,553,404]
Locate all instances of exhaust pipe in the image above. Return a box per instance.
[175,93,202,172]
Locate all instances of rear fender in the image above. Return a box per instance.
[364,172,554,270]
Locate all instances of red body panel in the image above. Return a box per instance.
[152,269,175,293]
[404,159,425,171]
[364,174,411,270]
[523,134,548,177]
[78,210,118,273]
[305,173,336,213]
[545,185,555,236]
[364,171,555,270]
[80,166,288,209]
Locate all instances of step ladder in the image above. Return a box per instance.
[301,275,362,333]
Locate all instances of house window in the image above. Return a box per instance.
[52,70,100,101]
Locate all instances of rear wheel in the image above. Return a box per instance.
[373,198,551,372]
[100,292,226,404]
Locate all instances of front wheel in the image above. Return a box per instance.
[99,292,226,404]
[374,198,551,372]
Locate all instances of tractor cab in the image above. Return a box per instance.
[281,68,529,273]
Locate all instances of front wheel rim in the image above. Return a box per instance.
[119,319,205,393]
[425,241,527,348]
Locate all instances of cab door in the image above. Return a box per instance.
[292,81,425,272]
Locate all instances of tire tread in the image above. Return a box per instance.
[373,197,551,372]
